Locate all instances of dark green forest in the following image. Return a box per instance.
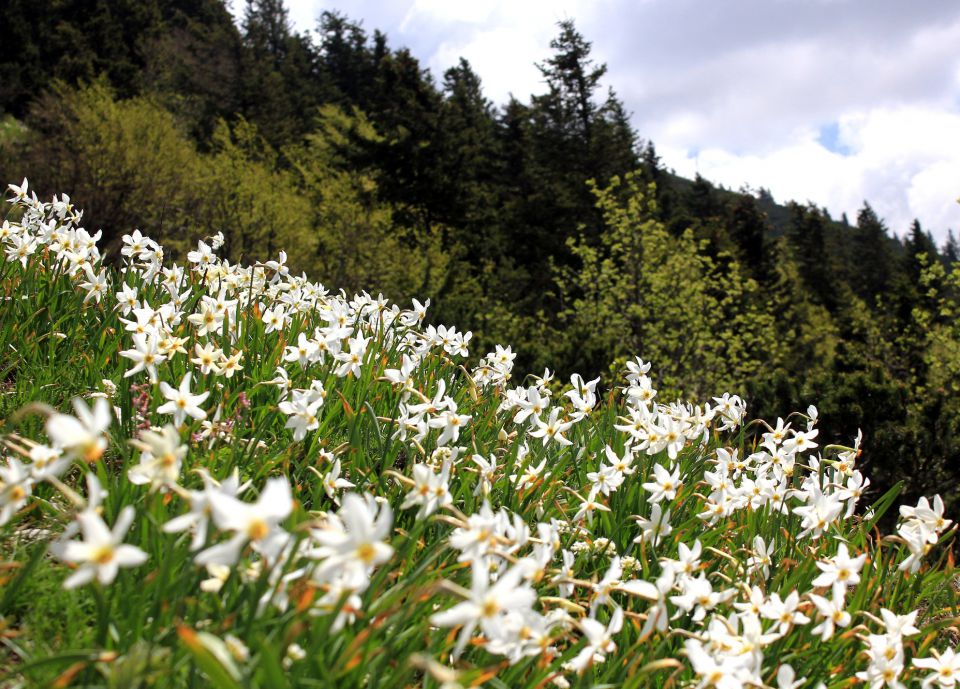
[2,0,959,515]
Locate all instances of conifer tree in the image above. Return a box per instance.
[315,11,379,108]
[904,219,940,282]
[944,230,960,266]
[727,194,771,283]
[239,0,325,147]
[787,202,835,308]
[435,59,505,262]
[512,19,639,294]
[851,203,896,302]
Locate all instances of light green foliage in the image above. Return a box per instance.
[289,105,453,299]
[19,82,202,250]
[916,256,960,395]
[3,87,453,299]
[555,172,781,399]
[0,115,27,145]
[197,118,313,265]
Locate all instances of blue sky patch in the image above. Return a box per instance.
[818,122,852,156]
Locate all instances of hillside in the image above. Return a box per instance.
[0,0,958,521]
[0,183,957,687]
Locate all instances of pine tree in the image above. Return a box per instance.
[141,0,244,140]
[0,0,164,115]
[315,11,379,108]
[435,59,504,261]
[851,203,896,303]
[364,48,444,231]
[944,230,960,266]
[534,20,606,143]
[514,19,639,289]
[727,194,771,283]
[786,202,835,308]
[904,219,940,283]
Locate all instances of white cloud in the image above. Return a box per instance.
[399,1,495,29]
[663,107,960,237]
[427,25,546,101]
[399,0,607,103]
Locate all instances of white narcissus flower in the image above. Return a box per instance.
[217,350,243,379]
[448,501,502,561]
[511,457,548,491]
[119,333,168,382]
[589,556,659,615]
[586,464,623,497]
[633,504,672,546]
[322,458,355,503]
[5,233,38,267]
[79,264,109,303]
[401,462,451,518]
[430,561,536,660]
[157,372,209,427]
[164,470,246,551]
[191,342,223,375]
[53,505,148,589]
[793,486,844,539]
[28,443,70,481]
[195,477,293,566]
[784,428,818,454]
[900,495,952,543]
[283,332,318,369]
[308,493,393,588]
[746,535,773,578]
[428,407,471,447]
[513,386,547,426]
[572,490,611,525]
[565,607,623,674]
[812,543,867,597]
[897,525,930,574]
[529,407,574,447]
[261,305,288,334]
[760,590,810,634]
[279,393,323,442]
[472,453,498,497]
[0,457,33,526]
[642,462,680,503]
[856,652,906,689]
[46,397,112,462]
[809,592,851,640]
[684,638,752,689]
[669,573,733,623]
[777,664,806,689]
[120,229,149,259]
[879,608,920,639]
[187,301,224,337]
[914,649,960,688]
[333,334,369,378]
[604,444,636,476]
[186,240,214,267]
[7,177,28,199]
[128,424,187,491]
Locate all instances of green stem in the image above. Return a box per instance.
[92,582,111,649]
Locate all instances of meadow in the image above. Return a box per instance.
[0,180,958,688]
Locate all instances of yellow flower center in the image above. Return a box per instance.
[93,545,115,565]
[356,542,377,564]
[247,519,269,541]
[481,599,500,618]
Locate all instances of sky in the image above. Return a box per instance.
[240,0,960,243]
